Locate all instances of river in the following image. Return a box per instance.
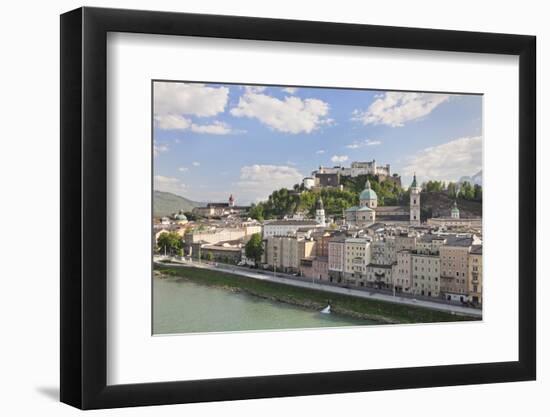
[153,276,373,335]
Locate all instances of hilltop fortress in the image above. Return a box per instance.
[303,159,401,189]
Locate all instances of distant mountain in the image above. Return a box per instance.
[153,191,202,217]
[459,170,482,186]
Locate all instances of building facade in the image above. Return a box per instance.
[365,264,393,289]
[394,250,412,293]
[411,253,440,297]
[328,234,346,282]
[439,236,475,302]
[371,237,396,265]
[343,237,371,285]
[264,236,316,273]
[468,244,483,305]
[262,220,319,238]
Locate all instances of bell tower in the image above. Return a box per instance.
[315,196,326,226]
[410,173,421,225]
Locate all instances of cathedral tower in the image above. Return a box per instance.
[410,174,421,225]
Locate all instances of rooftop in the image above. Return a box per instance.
[420,234,447,243]
[470,244,483,254]
[444,235,475,247]
[266,220,319,226]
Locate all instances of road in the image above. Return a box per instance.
[154,257,482,318]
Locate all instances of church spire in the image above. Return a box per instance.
[411,173,417,188]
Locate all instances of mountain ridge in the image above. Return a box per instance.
[153,190,202,217]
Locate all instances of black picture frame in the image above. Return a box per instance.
[60,6,536,410]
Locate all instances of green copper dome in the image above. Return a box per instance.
[451,201,459,214]
[359,180,377,201]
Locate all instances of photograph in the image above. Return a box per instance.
[152,81,483,335]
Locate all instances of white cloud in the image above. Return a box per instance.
[331,155,349,163]
[154,114,234,135]
[154,175,186,195]
[154,82,229,117]
[402,136,482,183]
[316,149,325,154]
[178,167,189,172]
[353,92,450,127]
[154,82,237,134]
[282,87,298,94]
[346,139,382,149]
[235,164,303,202]
[153,142,168,157]
[154,114,192,130]
[192,162,200,167]
[188,121,233,135]
[230,91,331,134]
[244,86,267,94]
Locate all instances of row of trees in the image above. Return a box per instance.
[249,174,407,221]
[156,231,183,256]
[248,175,483,222]
[422,180,482,201]
[248,187,359,220]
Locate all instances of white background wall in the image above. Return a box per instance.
[0,0,546,415]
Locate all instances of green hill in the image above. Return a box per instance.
[153,191,201,217]
[420,191,482,220]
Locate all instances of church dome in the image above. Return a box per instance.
[359,180,377,201]
[174,213,187,221]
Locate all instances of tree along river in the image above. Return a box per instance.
[153,276,376,335]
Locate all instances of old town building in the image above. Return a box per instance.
[468,244,483,305]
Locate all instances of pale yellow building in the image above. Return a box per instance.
[343,237,371,285]
[468,244,483,305]
[440,236,476,302]
[264,236,315,273]
[411,253,440,297]
[394,233,417,252]
[394,250,412,293]
[328,234,347,283]
[416,234,446,255]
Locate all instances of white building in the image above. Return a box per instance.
[315,197,326,227]
[351,160,391,177]
[262,220,319,238]
[302,177,315,190]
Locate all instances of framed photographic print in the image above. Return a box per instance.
[60,6,536,409]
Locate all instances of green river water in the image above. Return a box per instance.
[153,276,374,334]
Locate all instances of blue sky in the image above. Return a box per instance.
[153,81,482,205]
